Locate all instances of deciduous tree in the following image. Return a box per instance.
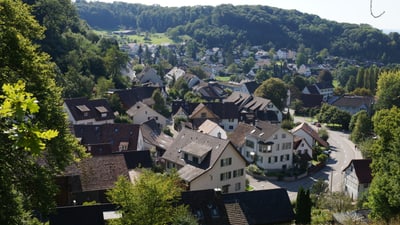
[254,77,287,110]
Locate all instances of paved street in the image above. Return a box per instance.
[248,116,363,201]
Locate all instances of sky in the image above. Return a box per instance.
[93,0,400,32]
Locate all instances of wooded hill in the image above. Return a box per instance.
[75,1,400,63]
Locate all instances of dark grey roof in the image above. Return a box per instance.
[343,159,372,184]
[64,97,115,122]
[49,204,116,225]
[304,85,319,94]
[171,100,239,120]
[116,150,153,169]
[72,124,141,154]
[141,119,173,151]
[243,81,259,94]
[112,86,159,110]
[300,94,323,108]
[331,95,374,108]
[223,189,295,225]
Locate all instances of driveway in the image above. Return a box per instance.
[247,115,362,201]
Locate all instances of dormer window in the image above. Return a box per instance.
[201,112,207,118]
[95,106,108,118]
[76,105,90,117]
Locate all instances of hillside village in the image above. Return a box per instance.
[52,38,377,224]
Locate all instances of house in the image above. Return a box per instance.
[302,82,334,102]
[165,67,186,85]
[181,188,295,225]
[330,95,374,115]
[198,119,228,139]
[182,73,201,89]
[135,66,163,87]
[110,86,160,110]
[229,121,293,171]
[292,136,313,170]
[55,154,129,206]
[63,97,115,125]
[171,100,239,132]
[224,92,282,124]
[300,93,324,108]
[291,122,329,149]
[217,81,250,95]
[162,128,247,193]
[343,159,372,200]
[126,101,167,128]
[72,123,144,155]
[140,119,173,159]
[192,81,229,101]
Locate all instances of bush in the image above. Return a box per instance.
[318,128,329,141]
[246,164,265,176]
[317,154,328,163]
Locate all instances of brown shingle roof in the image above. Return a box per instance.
[229,121,281,148]
[291,122,329,147]
[162,128,231,181]
[331,95,374,108]
[229,123,254,148]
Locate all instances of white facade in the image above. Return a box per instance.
[220,118,239,132]
[294,138,313,159]
[126,102,167,128]
[188,144,247,193]
[243,129,293,171]
[198,120,228,139]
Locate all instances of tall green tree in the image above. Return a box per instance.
[368,107,400,220]
[376,70,400,110]
[0,0,86,221]
[295,187,311,224]
[350,110,372,143]
[254,77,287,110]
[107,170,197,225]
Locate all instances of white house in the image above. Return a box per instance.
[291,122,329,148]
[162,128,247,193]
[198,119,227,139]
[230,121,293,171]
[302,82,334,102]
[343,159,372,200]
[126,102,167,128]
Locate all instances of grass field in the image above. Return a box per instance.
[94,30,191,45]
[215,76,231,82]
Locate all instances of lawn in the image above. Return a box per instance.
[215,76,231,82]
[93,30,183,45]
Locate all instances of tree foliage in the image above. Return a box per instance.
[368,107,400,220]
[317,104,351,129]
[295,187,312,224]
[0,1,86,222]
[350,110,372,143]
[107,170,197,225]
[254,77,287,110]
[376,70,400,110]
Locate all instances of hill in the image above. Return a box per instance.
[74,1,400,63]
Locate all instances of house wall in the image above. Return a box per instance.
[243,130,293,171]
[343,165,360,200]
[292,130,315,149]
[129,105,167,128]
[220,118,238,132]
[137,130,145,151]
[295,139,313,159]
[203,126,228,140]
[191,107,218,120]
[190,144,246,193]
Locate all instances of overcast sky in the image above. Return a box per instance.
[92,0,400,32]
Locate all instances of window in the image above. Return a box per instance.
[274,156,278,162]
[193,157,199,164]
[220,172,231,181]
[233,169,244,177]
[282,142,292,150]
[246,151,250,158]
[259,144,272,153]
[268,157,271,163]
[201,112,207,118]
[228,118,234,122]
[245,139,255,149]
[258,156,263,163]
[184,153,188,160]
[222,185,229,193]
[280,155,284,161]
[273,134,278,139]
[276,143,280,151]
[101,113,107,118]
[286,154,290,160]
[282,133,286,138]
[220,158,232,167]
[229,125,234,130]
[235,182,241,191]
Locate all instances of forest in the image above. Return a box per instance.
[74,1,400,63]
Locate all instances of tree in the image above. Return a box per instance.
[376,70,400,110]
[0,1,86,221]
[317,192,353,212]
[368,107,400,220]
[152,89,169,116]
[317,104,351,129]
[254,78,288,110]
[107,170,197,225]
[317,70,333,84]
[350,110,372,143]
[295,187,311,224]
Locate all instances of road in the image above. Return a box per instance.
[248,116,363,201]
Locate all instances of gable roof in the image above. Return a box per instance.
[63,154,129,192]
[223,189,295,225]
[304,85,320,94]
[198,119,221,134]
[116,150,153,169]
[343,159,372,184]
[224,91,252,107]
[229,122,255,148]
[112,86,159,110]
[331,95,374,108]
[181,188,295,225]
[73,124,141,154]
[141,119,173,150]
[300,94,323,108]
[64,97,115,122]
[172,100,239,120]
[291,122,329,147]
[243,96,273,111]
[242,80,259,94]
[162,128,233,182]
[189,103,220,119]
